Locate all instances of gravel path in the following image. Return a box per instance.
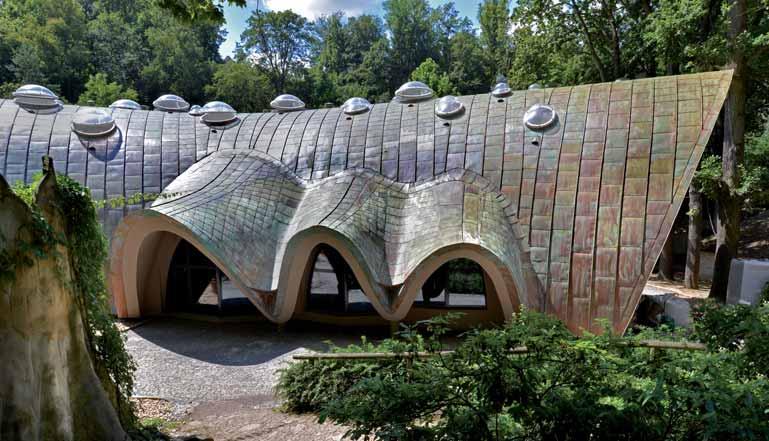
[125,317,368,402]
[124,317,388,440]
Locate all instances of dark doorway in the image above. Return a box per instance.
[415,258,487,309]
[306,245,374,314]
[166,240,257,315]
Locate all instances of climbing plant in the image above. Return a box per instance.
[8,174,137,427]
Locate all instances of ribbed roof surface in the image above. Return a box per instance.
[0,70,733,332]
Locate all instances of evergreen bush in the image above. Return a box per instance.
[278,301,769,440]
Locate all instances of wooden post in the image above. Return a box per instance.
[659,234,675,281]
[685,187,702,289]
[390,321,399,338]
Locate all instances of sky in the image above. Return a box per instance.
[220,0,481,58]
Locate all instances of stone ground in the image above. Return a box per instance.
[125,317,388,440]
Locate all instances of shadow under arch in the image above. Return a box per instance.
[109,210,272,320]
[273,226,398,322]
[391,244,521,322]
[273,226,530,324]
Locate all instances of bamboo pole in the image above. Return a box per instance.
[292,340,706,360]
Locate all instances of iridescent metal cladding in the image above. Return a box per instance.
[0,71,734,335]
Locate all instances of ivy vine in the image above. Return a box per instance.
[7,174,138,428]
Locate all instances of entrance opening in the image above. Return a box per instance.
[306,245,374,314]
[415,258,486,309]
[166,240,257,315]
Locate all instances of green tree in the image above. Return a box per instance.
[448,31,488,94]
[383,0,436,86]
[478,0,512,78]
[78,73,139,106]
[204,61,272,112]
[239,10,315,93]
[139,8,220,104]
[0,0,91,101]
[410,58,456,96]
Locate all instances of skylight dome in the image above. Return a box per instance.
[13,84,62,113]
[188,105,203,116]
[270,94,305,111]
[394,81,434,102]
[342,97,372,115]
[153,94,190,112]
[491,82,512,97]
[201,101,237,124]
[528,83,543,90]
[109,99,141,110]
[434,96,465,118]
[523,104,557,131]
[72,109,116,137]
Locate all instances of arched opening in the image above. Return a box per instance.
[414,258,487,309]
[305,245,374,315]
[165,239,257,315]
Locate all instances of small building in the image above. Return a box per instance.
[0,71,733,333]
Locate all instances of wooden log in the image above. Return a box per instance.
[292,339,707,360]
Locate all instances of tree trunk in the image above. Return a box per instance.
[659,234,675,281]
[710,0,746,301]
[685,187,702,289]
[0,167,126,441]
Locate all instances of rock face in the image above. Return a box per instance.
[0,161,126,440]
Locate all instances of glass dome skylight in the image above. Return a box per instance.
[528,83,543,90]
[492,82,512,97]
[13,84,62,113]
[342,97,372,115]
[72,109,116,137]
[153,94,190,112]
[200,101,237,124]
[394,81,434,102]
[188,105,203,116]
[270,94,305,111]
[109,99,141,110]
[434,96,464,118]
[523,104,557,131]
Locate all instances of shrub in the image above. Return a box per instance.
[278,305,769,441]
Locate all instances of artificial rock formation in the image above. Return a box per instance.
[0,160,126,441]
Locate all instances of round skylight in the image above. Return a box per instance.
[523,104,557,131]
[528,83,543,90]
[188,105,203,116]
[270,94,305,111]
[394,81,434,102]
[491,82,512,97]
[153,94,189,112]
[434,96,465,118]
[109,99,141,110]
[13,84,62,113]
[201,101,237,124]
[72,109,116,137]
[342,97,372,115]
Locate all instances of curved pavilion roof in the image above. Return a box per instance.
[0,70,733,333]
